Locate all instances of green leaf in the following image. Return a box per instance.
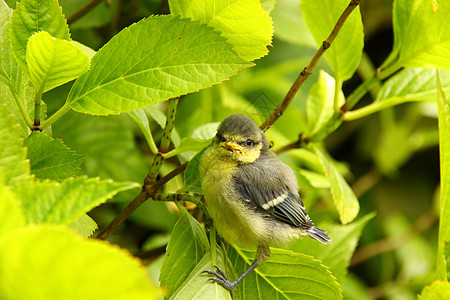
[345,69,450,120]
[305,70,344,137]
[312,144,359,224]
[0,104,30,186]
[67,15,250,116]
[271,0,316,47]
[183,147,208,194]
[15,176,139,225]
[229,247,342,299]
[301,0,364,81]
[160,212,210,298]
[24,131,85,180]
[391,0,450,69]
[166,137,212,160]
[0,225,160,300]
[26,31,90,93]
[68,213,98,237]
[437,70,450,280]
[10,0,71,72]
[0,170,25,237]
[418,281,450,300]
[0,1,15,85]
[52,112,148,201]
[169,0,273,61]
[0,2,36,135]
[445,242,450,281]
[169,247,231,299]
[289,213,374,283]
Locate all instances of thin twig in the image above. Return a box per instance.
[260,0,361,131]
[67,0,104,24]
[95,162,187,240]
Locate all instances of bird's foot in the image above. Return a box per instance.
[202,265,236,297]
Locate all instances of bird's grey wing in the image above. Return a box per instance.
[233,157,313,229]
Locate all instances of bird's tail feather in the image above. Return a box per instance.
[307,226,331,244]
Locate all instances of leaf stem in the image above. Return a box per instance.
[7,83,34,129]
[38,102,72,130]
[144,98,179,187]
[260,0,361,130]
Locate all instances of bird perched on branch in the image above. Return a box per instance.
[199,113,331,294]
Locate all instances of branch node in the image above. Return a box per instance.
[322,41,331,50]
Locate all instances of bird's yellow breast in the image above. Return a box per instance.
[199,147,268,248]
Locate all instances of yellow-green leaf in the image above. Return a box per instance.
[0,225,160,300]
[169,0,273,61]
[26,31,90,93]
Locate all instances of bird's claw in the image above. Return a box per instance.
[202,265,236,297]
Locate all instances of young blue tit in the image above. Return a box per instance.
[199,113,331,293]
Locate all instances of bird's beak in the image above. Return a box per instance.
[219,141,245,154]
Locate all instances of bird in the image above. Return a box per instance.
[199,113,331,294]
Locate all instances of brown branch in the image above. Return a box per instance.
[95,162,188,240]
[259,0,361,131]
[67,0,104,24]
[350,211,437,266]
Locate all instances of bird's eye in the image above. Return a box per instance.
[246,139,253,146]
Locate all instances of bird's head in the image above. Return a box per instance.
[213,114,269,164]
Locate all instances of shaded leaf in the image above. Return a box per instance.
[160,212,210,298]
[229,246,342,299]
[289,213,374,283]
[169,247,231,299]
[26,31,90,93]
[169,0,273,61]
[305,70,344,137]
[312,144,359,224]
[67,15,250,115]
[182,148,207,194]
[271,0,316,47]
[302,0,364,81]
[15,176,139,225]
[53,112,147,201]
[24,131,85,180]
[0,225,160,299]
[0,104,30,186]
[10,0,70,72]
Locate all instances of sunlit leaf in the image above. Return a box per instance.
[24,131,85,180]
[0,104,30,186]
[15,176,139,225]
[229,246,342,299]
[169,0,273,61]
[437,70,450,280]
[10,0,70,72]
[0,225,160,299]
[418,281,450,299]
[26,31,89,93]
[391,0,450,69]
[67,15,250,115]
[305,70,344,137]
